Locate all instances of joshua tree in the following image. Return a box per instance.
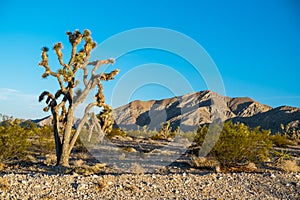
[38,29,119,166]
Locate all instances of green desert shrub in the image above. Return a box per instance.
[0,120,36,161]
[193,121,273,167]
[272,149,291,162]
[33,125,56,154]
[126,126,158,138]
[106,128,127,139]
[270,133,293,147]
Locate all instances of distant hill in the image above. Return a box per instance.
[113,90,300,133]
[30,90,300,134]
[31,115,53,127]
[231,106,300,133]
[29,115,80,128]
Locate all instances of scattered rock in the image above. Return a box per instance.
[270,174,276,178]
[1,172,299,199]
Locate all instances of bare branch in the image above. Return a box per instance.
[85,113,103,142]
[56,75,66,91]
[90,113,104,141]
[82,66,89,87]
[68,102,98,153]
[89,58,115,75]
[73,76,98,107]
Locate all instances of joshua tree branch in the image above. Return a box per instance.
[68,102,98,154]
[53,43,69,70]
[56,75,66,91]
[73,77,97,107]
[79,54,92,87]
[89,58,115,75]
[82,66,89,87]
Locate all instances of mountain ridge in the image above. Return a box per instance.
[31,90,300,134]
[113,90,299,133]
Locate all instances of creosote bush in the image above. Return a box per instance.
[193,121,273,167]
[106,128,127,139]
[270,133,293,147]
[0,119,36,161]
[33,125,56,154]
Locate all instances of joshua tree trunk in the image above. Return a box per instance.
[59,145,71,166]
[38,30,119,166]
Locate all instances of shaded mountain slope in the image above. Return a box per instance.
[33,90,300,134]
[113,90,281,132]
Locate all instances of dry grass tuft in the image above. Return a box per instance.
[124,184,138,192]
[276,160,300,172]
[44,154,56,166]
[244,162,257,171]
[0,177,9,191]
[122,147,137,153]
[73,163,106,175]
[24,155,37,163]
[0,163,5,171]
[73,159,84,167]
[76,152,91,160]
[94,178,112,191]
[40,196,55,200]
[131,163,145,174]
[190,156,221,172]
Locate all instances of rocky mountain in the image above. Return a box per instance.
[31,115,53,127]
[30,115,81,128]
[32,90,300,134]
[113,90,299,133]
[231,106,300,133]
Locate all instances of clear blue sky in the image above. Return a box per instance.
[0,0,299,119]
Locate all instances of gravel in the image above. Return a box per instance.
[1,171,299,199]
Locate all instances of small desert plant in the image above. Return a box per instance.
[150,121,176,140]
[94,178,112,191]
[73,159,84,167]
[126,127,157,138]
[190,156,220,172]
[272,150,291,163]
[270,133,293,147]
[106,128,127,139]
[44,154,57,166]
[71,163,106,175]
[193,121,273,167]
[130,162,145,174]
[94,180,108,191]
[276,160,300,172]
[178,130,197,142]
